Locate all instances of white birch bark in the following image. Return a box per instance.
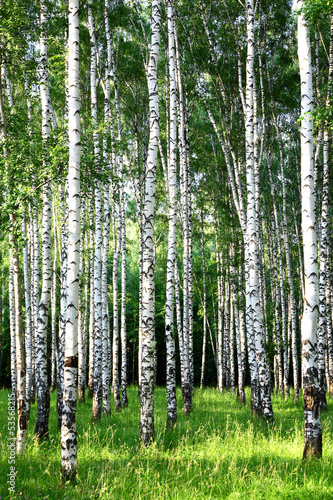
[325,14,333,395]
[245,0,273,420]
[57,182,68,429]
[22,217,33,418]
[88,196,95,399]
[224,276,230,390]
[112,202,122,411]
[276,127,299,402]
[317,134,328,410]
[175,262,184,387]
[186,100,194,394]
[9,250,17,406]
[78,199,87,403]
[102,0,113,411]
[175,25,192,414]
[235,266,245,405]
[50,199,57,394]
[297,0,322,458]
[9,225,27,453]
[88,2,103,421]
[35,0,52,438]
[326,251,333,394]
[140,0,161,444]
[61,0,81,479]
[111,30,126,411]
[165,0,177,425]
[120,200,128,408]
[199,211,207,390]
[0,75,27,450]
[318,9,333,406]
[229,295,235,394]
[215,228,224,392]
[31,201,39,406]
[102,184,111,413]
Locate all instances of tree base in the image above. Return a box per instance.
[61,467,77,483]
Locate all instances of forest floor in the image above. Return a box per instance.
[0,386,332,499]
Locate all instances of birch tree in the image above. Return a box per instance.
[88,1,103,421]
[35,0,52,438]
[61,0,81,479]
[140,0,161,444]
[245,0,273,420]
[297,0,322,459]
[165,0,177,426]
[0,68,27,453]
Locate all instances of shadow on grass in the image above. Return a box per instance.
[0,387,333,499]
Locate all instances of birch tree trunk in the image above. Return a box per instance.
[35,0,52,438]
[22,217,32,418]
[78,199,87,404]
[88,2,103,421]
[175,26,192,415]
[324,11,333,396]
[9,222,27,454]
[297,0,322,459]
[112,202,122,412]
[31,201,39,406]
[165,0,177,426]
[88,196,95,399]
[0,71,27,452]
[57,182,68,429]
[50,199,57,393]
[120,200,128,408]
[102,0,114,411]
[245,0,273,420]
[140,0,161,444]
[318,9,333,405]
[61,0,81,479]
[199,210,207,390]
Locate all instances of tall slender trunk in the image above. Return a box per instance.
[165,0,177,426]
[50,199,57,393]
[112,202,122,412]
[175,26,192,415]
[245,0,273,420]
[88,196,95,399]
[61,0,81,479]
[297,0,322,459]
[319,9,333,402]
[0,71,27,451]
[57,182,68,429]
[9,250,17,406]
[224,276,230,390]
[120,200,128,408]
[35,0,52,438]
[199,210,207,390]
[78,199,87,403]
[22,217,32,418]
[10,221,27,453]
[140,0,161,444]
[88,2,103,421]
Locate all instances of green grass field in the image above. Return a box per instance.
[0,387,332,499]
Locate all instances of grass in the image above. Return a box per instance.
[0,386,333,499]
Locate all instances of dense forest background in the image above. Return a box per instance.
[0,0,332,467]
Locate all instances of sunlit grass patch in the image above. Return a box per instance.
[0,386,332,499]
